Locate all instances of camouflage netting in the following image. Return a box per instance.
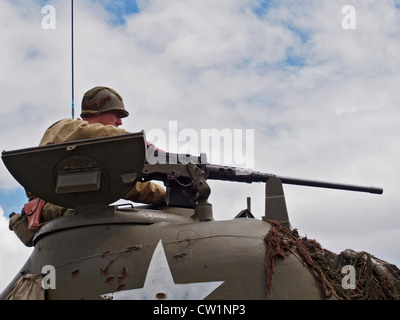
[264,219,400,300]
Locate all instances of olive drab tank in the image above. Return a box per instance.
[1,132,398,300]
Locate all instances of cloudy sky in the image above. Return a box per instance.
[0,0,399,292]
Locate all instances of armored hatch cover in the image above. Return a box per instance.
[1,132,147,211]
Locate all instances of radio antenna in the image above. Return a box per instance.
[71,0,75,119]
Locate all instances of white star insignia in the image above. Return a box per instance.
[101,240,224,300]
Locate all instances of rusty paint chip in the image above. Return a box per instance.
[116,283,126,292]
[100,260,114,277]
[156,292,167,299]
[118,266,128,284]
[105,277,115,284]
[172,252,188,262]
[101,250,111,258]
[71,269,80,278]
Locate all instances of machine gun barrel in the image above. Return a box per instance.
[203,164,383,194]
[144,150,383,195]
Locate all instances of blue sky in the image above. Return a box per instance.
[1,0,400,290]
[0,187,27,218]
[95,0,140,24]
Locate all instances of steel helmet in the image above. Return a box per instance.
[80,86,129,118]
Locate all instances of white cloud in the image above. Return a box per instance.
[1,0,399,294]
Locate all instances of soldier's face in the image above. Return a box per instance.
[86,111,123,127]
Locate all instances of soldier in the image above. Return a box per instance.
[10,86,166,246]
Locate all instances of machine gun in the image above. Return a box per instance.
[141,149,383,222]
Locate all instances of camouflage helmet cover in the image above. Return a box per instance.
[80,86,129,118]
